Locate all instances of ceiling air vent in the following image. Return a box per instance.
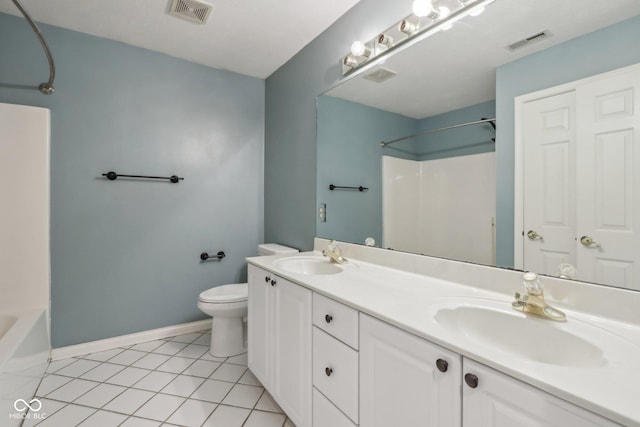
[364,68,398,83]
[168,0,213,24]
[506,30,553,52]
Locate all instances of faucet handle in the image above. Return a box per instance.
[522,272,542,294]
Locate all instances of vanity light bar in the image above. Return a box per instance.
[341,0,496,76]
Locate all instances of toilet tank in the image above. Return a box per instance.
[258,243,299,256]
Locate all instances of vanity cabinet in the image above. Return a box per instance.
[247,265,312,427]
[359,313,462,427]
[462,359,621,427]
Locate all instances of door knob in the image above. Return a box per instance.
[527,230,543,240]
[580,236,601,248]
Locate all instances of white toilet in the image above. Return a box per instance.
[198,243,298,357]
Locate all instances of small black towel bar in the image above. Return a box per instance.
[102,171,184,183]
[329,184,368,192]
[200,251,226,261]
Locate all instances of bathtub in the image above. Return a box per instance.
[0,309,50,426]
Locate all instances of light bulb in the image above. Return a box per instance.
[469,6,485,16]
[438,6,451,18]
[350,41,371,57]
[412,0,433,17]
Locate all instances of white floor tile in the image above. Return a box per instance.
[170,333,202,343]
[129,340,165,352]
[45,358,76,374]
[243,410,287,427]
[105,367,151,387]
[55,359,102,377]
[255,391,283,413]
[132,353,171,370]
[161,374,205,397]
[134,393,185,421]
[222,383,263,408]
[36,404,96,427]
[46,378,100,402]
[156,356,194,374]
[119,416,163,427]
[238,369,261,386]
[74,383,127,408]
[209,363,246,383]
[77,409,128,426]
[193,335,211,346]
[202,404,250,427]
[108,349,147,366]
[166,398,217,426]
[152,341,188,356]
[226,353,248,366]
[182,360,221,378]
[79,362,125,382]
[22,398,66,426]
[35,374,73,397]
[82,348,125,362]
[175,344,209,359]
[103,388,155,415]
[191,379,234,403]
[132,370,177,392]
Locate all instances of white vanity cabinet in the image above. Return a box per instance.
[462,359,621,427]
[359,313,462,427]
[247,265,312,427]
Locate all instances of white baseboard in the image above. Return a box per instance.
[50,319,211,361]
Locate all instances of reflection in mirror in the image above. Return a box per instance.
[316,0,640,289]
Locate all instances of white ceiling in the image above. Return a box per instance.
[0,0,361,79]
[326,0,640,119]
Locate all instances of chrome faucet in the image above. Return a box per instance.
[322,240,348,264]
[512,272,566,322]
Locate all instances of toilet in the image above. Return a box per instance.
[198,243,298,357]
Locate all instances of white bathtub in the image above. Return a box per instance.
[0,309,50,426]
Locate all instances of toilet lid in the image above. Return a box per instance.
[199,283,248,303]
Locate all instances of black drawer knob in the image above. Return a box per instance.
[436,359,448,373]
[325,314,333,323]
[325,367,333,377]
[264,276,269,283]
[271,279,276,286]
[465,373,479,388]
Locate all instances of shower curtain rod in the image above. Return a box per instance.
[11,0,55,94]
[380,117,496,147]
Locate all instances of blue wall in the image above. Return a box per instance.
[264,0,414,251]
[494,15,640,268]
[0,13,265,347]
[316,95,417,245]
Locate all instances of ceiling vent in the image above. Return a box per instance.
[506,30,553,52]
[364,68,398,83]
[168,0,213,24]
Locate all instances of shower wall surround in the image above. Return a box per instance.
[0,12,265,347]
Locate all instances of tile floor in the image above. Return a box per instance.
[23,330,295,427]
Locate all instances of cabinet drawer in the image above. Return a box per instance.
[313,388,357,427]
[313,293,359,349]
[313,327,359,423]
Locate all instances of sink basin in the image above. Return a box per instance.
[431,299,606,368]
[274,256,343,275]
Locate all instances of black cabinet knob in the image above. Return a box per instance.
[325,367,333,377]
[464,373,479,388]
[271,279,276,286]
[264,276,269,283]
[325,314,333,323]
[436,359,448,373]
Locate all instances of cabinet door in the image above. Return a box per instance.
[247,265,271,387]
[360,314,462,427]
[462,358,621,427]
[272,276,312,427]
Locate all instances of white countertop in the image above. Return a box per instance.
[247,251,640,427]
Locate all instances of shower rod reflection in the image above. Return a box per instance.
[102,171,184,183]
[11,0,55,94]
[380,118,496,147]
[330,184,368,192]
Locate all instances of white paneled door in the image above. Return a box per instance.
[522,66,640,289]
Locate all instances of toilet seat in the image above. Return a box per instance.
[199,283,248,304]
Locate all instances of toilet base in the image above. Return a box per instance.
[210,316,246,357]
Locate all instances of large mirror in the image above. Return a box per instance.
[316,0,640,289]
